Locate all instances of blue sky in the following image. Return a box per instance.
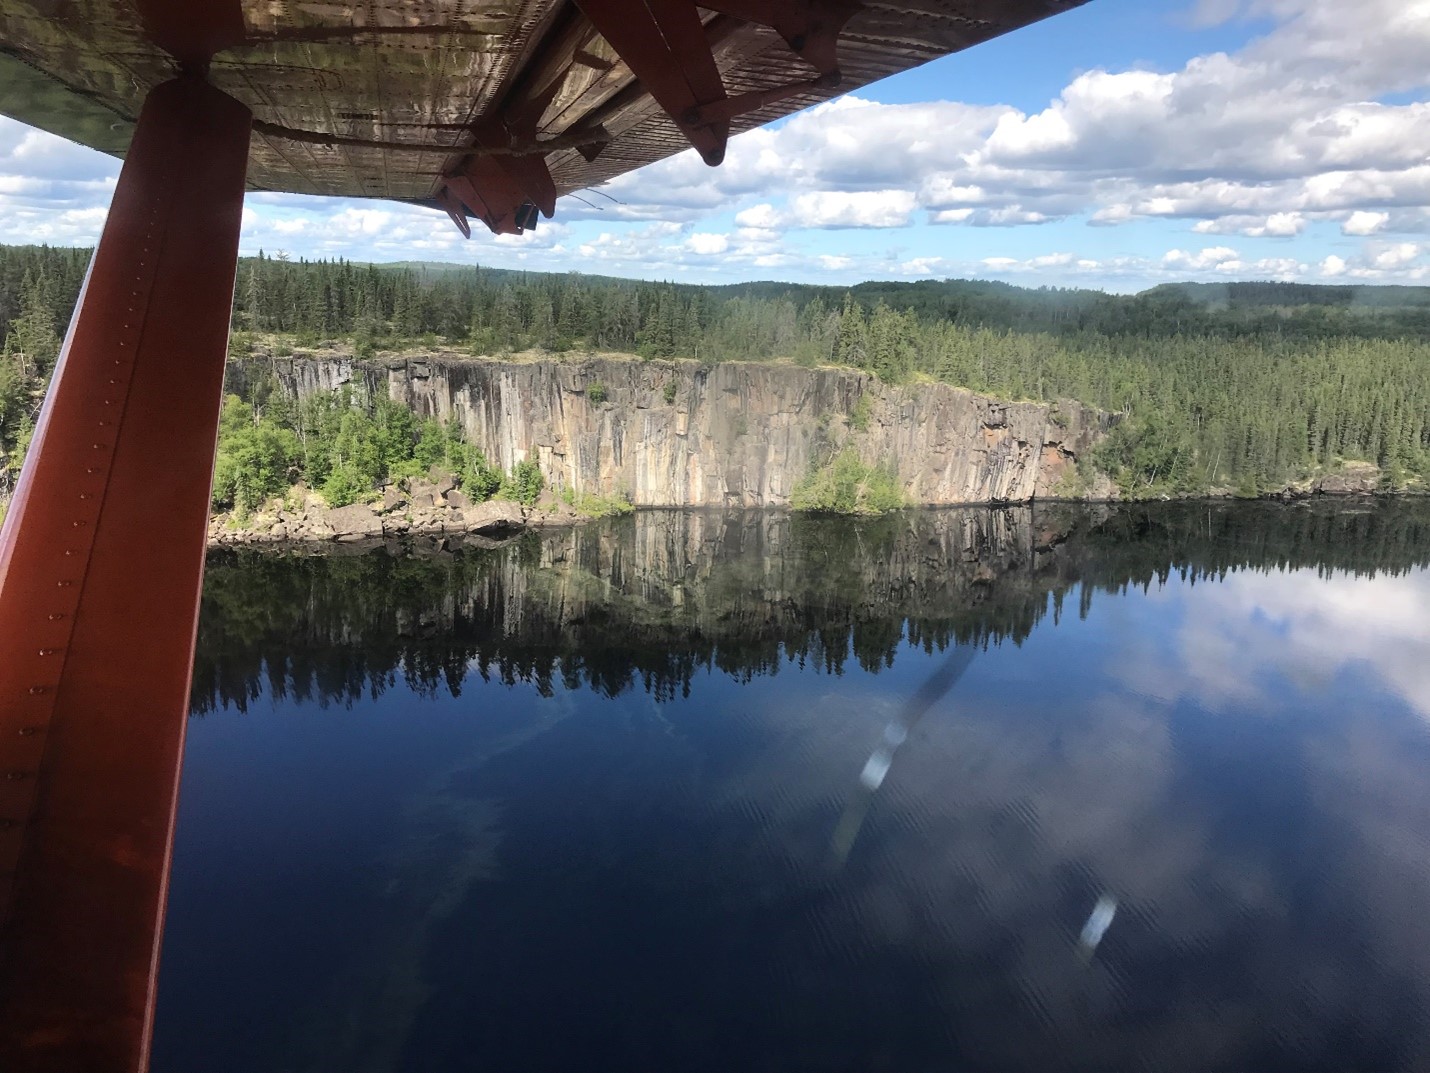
[2,0,1428,291]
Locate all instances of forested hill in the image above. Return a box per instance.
[7,245,1430,349]
[1,243,1428,503]
[350,258,1430,340]
[1149,281,1430,311]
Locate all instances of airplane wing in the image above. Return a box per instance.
[0,0,1090,234]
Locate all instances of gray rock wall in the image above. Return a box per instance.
[258,354,1113,507]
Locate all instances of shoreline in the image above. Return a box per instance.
[204,477,1424,551]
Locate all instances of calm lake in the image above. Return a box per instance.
[152,502,1430,1072]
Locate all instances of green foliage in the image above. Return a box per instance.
[228,331,253,360]
[662,380,677,404]
[0,351,30,467]
[393,417,500,500]
[0,268,65,491]
[587,381,608,405]
[849,394,873,432]
[211,395,301,514]
[570,490,634,518]
[866,302,915,382]
[502,455,544,506]
[10,416,32,470]
[322,409,384,506]
[457,449,504,502]
[550,482,640,517]
[5,272,61,379]
[211,383,508,512]
[791,450,904,514]
[835,293,867,368]
[1091,413,1198,497]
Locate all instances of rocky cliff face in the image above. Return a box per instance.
[254,353,1113,507]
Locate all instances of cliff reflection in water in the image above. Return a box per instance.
[163,499,1430,1073]
[192,501,1430,715]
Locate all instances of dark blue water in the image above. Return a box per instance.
[154,503,1430,1072]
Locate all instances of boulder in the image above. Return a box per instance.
[446,488,472,511]
[1315,462,1379,496]
[379,486,407,514]
[525,500,582,527]
[321,503,384,540]
[464,499,525,536]
[408,510,441,534]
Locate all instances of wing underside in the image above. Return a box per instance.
[0,0,1088,232]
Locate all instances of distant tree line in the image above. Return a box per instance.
[3,242,1429,505]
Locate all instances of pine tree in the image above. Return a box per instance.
[6,273,60,379]
[835,293,867,367]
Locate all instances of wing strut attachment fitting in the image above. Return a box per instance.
[437,72,567,235]
[573,0,861,166]
[436,0,860,236]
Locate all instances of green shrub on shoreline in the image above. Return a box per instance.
[791,450,904,515]
[558,485,634,518]
[502,455,544,506]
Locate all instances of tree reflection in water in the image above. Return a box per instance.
[192,501,1430,716]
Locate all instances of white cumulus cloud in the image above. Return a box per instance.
[571,0,1430,261]
[686,232,729,255]
[787,190,918,229]
[1343,211,1391,236]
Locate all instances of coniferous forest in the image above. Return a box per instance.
[1,242,1428,510]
